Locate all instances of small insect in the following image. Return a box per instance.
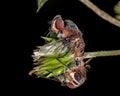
[56,58,92,89]
[50,15,85,62]
[29,15,91,89]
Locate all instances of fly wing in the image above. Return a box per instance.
[32,41,69,61]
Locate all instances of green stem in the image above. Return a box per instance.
[84,50,120,58]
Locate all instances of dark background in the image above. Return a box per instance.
[8,0,120,96]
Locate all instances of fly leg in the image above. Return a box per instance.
[84,58,93,70]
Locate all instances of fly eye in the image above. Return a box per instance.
[55,19,64,30]
[74,72,81,82]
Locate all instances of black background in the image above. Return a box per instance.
[8,0,120,96]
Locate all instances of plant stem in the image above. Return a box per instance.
[79,0,120,27]
[84,50,120,58]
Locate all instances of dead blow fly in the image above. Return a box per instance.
[29,15,92,89]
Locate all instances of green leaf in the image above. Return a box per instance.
[36,0,48,13]
[115,15,120,20]
[114,1,120,20]
[33,54,74,78]
[49,32,58,39]
[41,36,56,42]
[114,1,120,15]
[46,67,64,78]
